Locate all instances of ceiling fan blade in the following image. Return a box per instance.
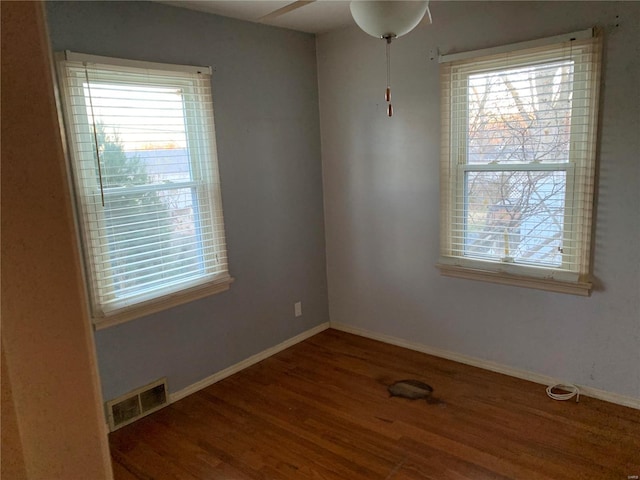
[259,0,316,22]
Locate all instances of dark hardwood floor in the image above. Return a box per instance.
[110,329,640,480]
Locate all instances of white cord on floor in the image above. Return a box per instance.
[546,383,580,403]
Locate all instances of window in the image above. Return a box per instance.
[57,52,231,327]
[438,30,601,295]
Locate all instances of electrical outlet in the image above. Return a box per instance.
[294,301,302,317]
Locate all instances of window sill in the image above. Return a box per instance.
[436,263,591,296]
[93,277,234,330]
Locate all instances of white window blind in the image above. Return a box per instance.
[57,53,230,324]
[438,31,601,295]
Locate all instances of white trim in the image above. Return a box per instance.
[437,263,591,296]
[330,323,640,411]
[168,322,330,403]
[439,28,593,64]
[94,277,234,330]
[438,256,581,283]
[63,50,212,75]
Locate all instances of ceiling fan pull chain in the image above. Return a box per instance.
[350,1,431,118]
[386,37,393,116]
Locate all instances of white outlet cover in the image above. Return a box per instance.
[294,302,302,317]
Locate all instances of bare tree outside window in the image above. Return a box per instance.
[463,60,574,266]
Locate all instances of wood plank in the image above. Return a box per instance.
[110,329,640,480]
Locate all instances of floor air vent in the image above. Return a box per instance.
[106,378,168,431]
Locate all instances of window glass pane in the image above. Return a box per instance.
[468,61,574,165]
[104,186,204,297]
[84,83,192,184]
[82,81,209,299]
[464,170,566,266]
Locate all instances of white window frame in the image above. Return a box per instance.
[437,30,602,296]
[56,52,232,328]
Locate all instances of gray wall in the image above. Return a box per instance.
[318,2,639,399]
[46,1,328,401]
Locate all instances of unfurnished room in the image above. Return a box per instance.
[1,1,639,479]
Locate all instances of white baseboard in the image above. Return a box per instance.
[169,322,330,403]
[331,322,640,410]
[168,320,639,410]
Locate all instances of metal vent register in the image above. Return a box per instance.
[106,378,168,431]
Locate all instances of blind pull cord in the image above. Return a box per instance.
[84,65,105,207]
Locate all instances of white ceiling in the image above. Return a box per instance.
[161,0,355,34]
